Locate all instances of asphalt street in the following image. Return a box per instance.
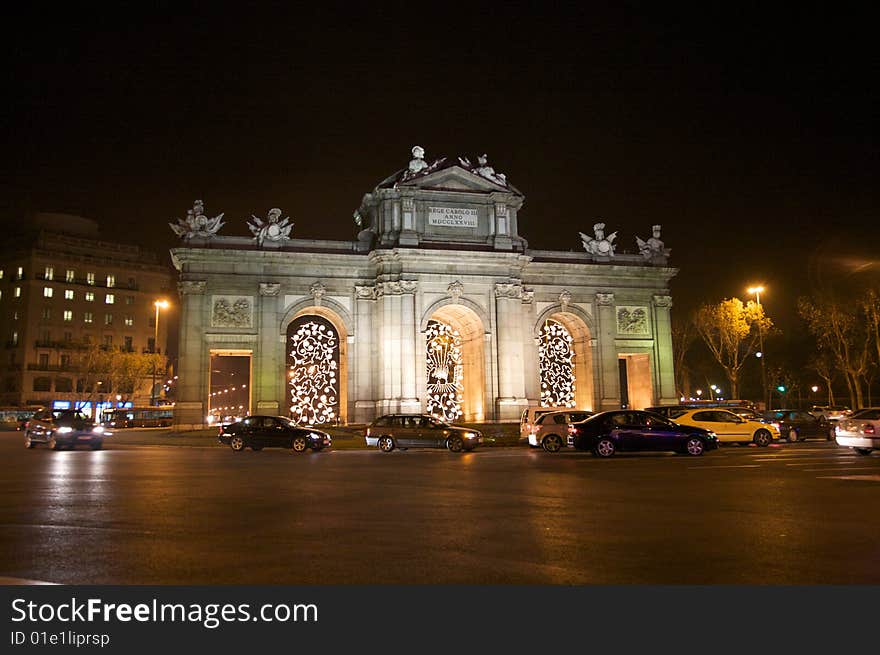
[1,434,878,584]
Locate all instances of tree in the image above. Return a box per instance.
[106,351,165,403]
[806,353,837,406]
[671,312,696,399]
[692,298,772,399]
[798,294,871,409]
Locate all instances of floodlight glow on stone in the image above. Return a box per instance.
[538,319,576,407]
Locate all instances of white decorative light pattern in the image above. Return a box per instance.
[426,319,463,421]
[538,320,576,407]
[288,318,339,424]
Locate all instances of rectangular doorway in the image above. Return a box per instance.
[209,350,252,425]
[619,354,653,410]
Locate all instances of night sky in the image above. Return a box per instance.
[2,4,877,365]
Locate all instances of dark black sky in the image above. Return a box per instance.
[2,3,877,341]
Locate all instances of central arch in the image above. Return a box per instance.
[424,303,486,422]
[534,310,594,411]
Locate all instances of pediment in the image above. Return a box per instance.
[398,165,517,195]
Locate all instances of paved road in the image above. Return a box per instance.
[0,434,878,584]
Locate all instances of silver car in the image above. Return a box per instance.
[527,409,594,452]
[834,408,880,455]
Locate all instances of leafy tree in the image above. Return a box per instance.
[806,353,837,406]
[692,298,772,399]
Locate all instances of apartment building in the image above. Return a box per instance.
[0,213,175,413]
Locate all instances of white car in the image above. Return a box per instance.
[834,408,880,455]
[811,405,852,422]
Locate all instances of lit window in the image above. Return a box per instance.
[13,311,18,320]
[105,294,115,304]
[11,331,18,345]
[43,287,53,298]
[0,290,2,301]
[124,315,134,326]
[84,312,93,324]
[44,266,54,280]
[126,296,134,305]
[0,269,3,279]
[106,275,115,287]
[66,269,75,282]
[85,292,94,302]
[14,287,21,298]
[16,267,23,280]
[65,289,74,300]
[63,310,73,322]
[87,273,95,285]
[105,313,113,325]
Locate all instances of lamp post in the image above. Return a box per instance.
[748,285,768,410]
[151,300,169,406]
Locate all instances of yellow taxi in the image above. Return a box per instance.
[668,408,780,447]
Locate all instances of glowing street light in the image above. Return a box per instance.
[748,285,768,409]
[151,300,170,406]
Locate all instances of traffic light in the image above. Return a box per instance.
[777,385,786,393]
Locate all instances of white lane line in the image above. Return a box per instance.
[687,464,762,469]
[0,577,58,585]
[817,475,880,482]
[802,467,880,472]
[782,459,859,465]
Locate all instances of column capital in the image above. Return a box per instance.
[178,280,206,295]
[595,292,614,306]
[259,283,281,296]
[653,294,673,308]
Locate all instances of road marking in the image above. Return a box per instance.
[802,467,880,472]
[817,475,880,482]
[0,576,57,585]
[687,464,762,469]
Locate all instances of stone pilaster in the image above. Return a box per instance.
[494,282,528,420]
[652,294,677,404]
[174,280,207,429]
[353,285,377,423]
[255,283,281,415]
[595,292,620,411]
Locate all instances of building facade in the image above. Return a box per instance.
[0,213,175,413]
[170,149,679,429]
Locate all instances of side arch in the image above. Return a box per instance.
[420,296,491,335]
[534,305,596,411]
[280,297,354,337]
[533,303,595,338]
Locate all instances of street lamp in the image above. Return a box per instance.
[151,300,169,406]
[748,285,768,410]
[709,384,718,400]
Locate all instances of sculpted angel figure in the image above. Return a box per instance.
[169,199,225,239]
[248,207,293,246]
[579,222,617,257]
[635,224,665,259]
[474,153,507,185]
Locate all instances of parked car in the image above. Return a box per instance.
[566,410,718,457]
[519,406,571,442]
[810,405,852,422]
[24,408,106,450]
[218,415,331,452]
[834,408,880,455]
[365,414,482,452]
[671,408,779,446]
[763,409,835,442]
[528,409,595,452]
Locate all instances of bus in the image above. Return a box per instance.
[101,406,174,428]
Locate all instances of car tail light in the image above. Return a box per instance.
[568,425,577,435]
[865,424,876,435]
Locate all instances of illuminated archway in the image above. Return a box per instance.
[285,310,347,424]
[535,311,594,410]
[425,304,485,422]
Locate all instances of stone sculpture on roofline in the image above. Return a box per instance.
[635,224,670,263]
[248,207,293,247]
[579,222,617,258]
[169,199,225,240]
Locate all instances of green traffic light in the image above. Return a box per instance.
[777,385,786,392]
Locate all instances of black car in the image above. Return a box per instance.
[364,414,483,452]
[24,409,106,450]
[566,410,718,457]
[762,409,835,442]
[218,415,332,452]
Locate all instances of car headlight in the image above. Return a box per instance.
[707,431,717,438]
[56,426,73,434]
[463,432,478,439]
[770,422,780,431]
[92,426,104,434]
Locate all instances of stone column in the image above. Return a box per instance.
[520,288,540,403]
[652,294,678,404]
[595,292,620,411]
[255,283,281,416]
[354,284,377,423]
[173,280,207,429]
[494,282,528,420]
[399,280,419,409]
